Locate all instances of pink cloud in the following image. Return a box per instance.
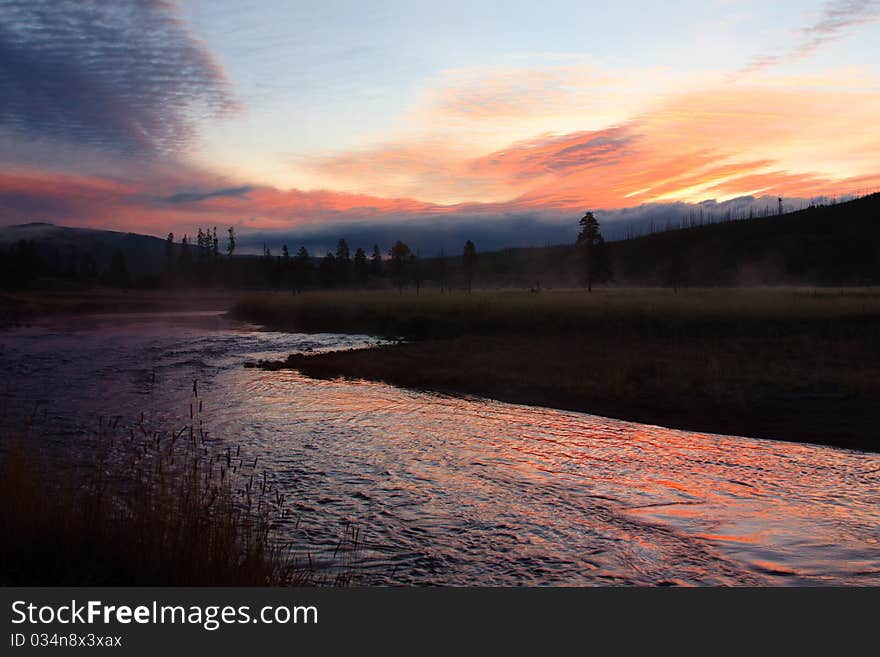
[3,73,879,236]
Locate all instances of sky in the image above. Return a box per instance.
[1,0,879,252]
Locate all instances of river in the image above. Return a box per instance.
[1,311,878,585]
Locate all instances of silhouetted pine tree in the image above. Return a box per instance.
[164,232,175,281]
[281,244,291,291]
[370,244,383,278]
[353,247,368,287]
[462,240,477,293]
[293,246,310,292]
[226,227,236,258]
[388,241,411,293]
[178,235,192,280]
[319,252,337,288]
[437,248,448,293]
[576,211,608,292]
[335,239,352,286]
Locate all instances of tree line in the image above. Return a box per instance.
[1,214,612,292]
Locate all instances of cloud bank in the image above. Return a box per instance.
[232,195,847,256]
[0,0,238,157]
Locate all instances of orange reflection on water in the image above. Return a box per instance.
[3,314,879,586]
[238,372,880,585]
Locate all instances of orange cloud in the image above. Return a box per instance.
[308,72,880,210]
[4,70,879,237]
[183,186,440,230]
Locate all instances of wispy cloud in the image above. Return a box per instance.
[0,168,442,234]
[306,72,880,211]
[470,128,639,181]
[739,0,880,75]
[161,186,254,204]
[0,0,238,157]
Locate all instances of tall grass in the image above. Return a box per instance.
[231,287,880,341]
[0,393,357,586]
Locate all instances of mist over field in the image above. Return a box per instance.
[232,194,848,255]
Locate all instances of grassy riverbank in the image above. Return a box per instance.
[234,289,880,451]
[0,412,344,585]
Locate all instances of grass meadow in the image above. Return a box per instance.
[235,287,880,450]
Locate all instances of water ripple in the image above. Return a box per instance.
[1,311,878,586]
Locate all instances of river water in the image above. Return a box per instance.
[1,311,878,586]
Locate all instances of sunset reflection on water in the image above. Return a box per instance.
[2,312,878,585]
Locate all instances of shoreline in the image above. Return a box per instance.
[253,341,878,453]
[4,288,877,453]
[232,290,880,454]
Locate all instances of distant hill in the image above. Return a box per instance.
[0,222,171,277]
[2,192,877,290]
[448,193,880,287]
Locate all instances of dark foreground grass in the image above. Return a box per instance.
[0,409,355,586]
[236,289,880,451]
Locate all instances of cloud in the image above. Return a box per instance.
[237,213,577,257]
[161,186,254,204]
[422,66,621,121]
[1,61,878,244]
[304,140,486,205]
[470,127,638,181]
[300,64,695,205]
[0,170,140,227]
[0,168,442,234]
[308,74,880,212]
[739,0,880,75]
[413,64,686,131]
[0,0,238,157]
[215,193,861,257]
